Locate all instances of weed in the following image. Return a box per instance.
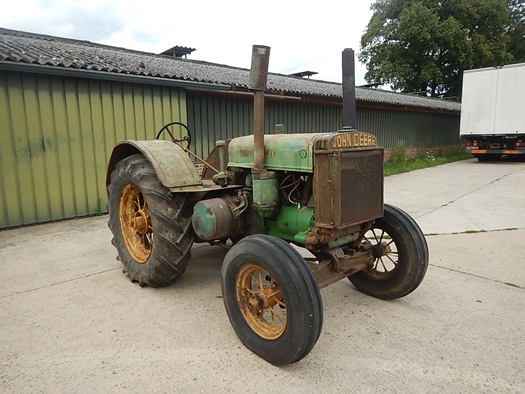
[389,146,408,164]
[94,198,103,216]
[385,149,471,176]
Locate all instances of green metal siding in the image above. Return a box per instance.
[0,71,186,228]
[188,94,253,160]
[358,108,461,148]
[187,93,460,158]
[187,94,343,159]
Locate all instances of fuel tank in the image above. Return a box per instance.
[227,131,379,172]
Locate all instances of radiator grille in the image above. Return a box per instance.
[339,150,384,225]
[313,148,384,228]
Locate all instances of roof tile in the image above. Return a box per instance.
[0,27,460,112]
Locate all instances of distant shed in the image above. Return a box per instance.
[0,28,460,228]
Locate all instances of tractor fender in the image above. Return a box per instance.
[106,140,203,192]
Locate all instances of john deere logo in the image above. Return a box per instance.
[331,133,377,149]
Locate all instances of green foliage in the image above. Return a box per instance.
[507,0,525,62]
[94,198,103,216]
[388,146,408,164]
[384,148,471,176]
[360,0,524,98]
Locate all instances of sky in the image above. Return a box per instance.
[0,0,376,85]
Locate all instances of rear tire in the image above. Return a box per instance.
[348,204,428,299]
[476,154,501,162]
[221,235,323,365]
[107,154,194,287]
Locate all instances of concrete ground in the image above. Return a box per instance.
[1,157,524,393]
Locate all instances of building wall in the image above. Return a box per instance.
[0,77,460,229]
[0,71,187,228]
[359,108,461,148]
[187,92,461,159]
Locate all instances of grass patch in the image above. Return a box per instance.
[384,147,471,176]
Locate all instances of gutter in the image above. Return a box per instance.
[0,61,231,91]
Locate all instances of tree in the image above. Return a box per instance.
[507,0,525,62]
[359,0,524,98]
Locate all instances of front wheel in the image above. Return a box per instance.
[221,235,323,366]
[348,204,428,300]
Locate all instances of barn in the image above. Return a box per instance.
[0,28,461,228]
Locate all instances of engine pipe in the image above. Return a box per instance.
[342,48,357,130]
[248,45,271,172]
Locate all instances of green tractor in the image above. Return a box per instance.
[106,46,428,366]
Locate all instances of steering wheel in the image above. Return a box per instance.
[155,122,192,149]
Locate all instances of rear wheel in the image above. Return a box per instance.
[348,204,428,299]
[476,154,502,162]
[221,235,323,365]
[107,154,194,287]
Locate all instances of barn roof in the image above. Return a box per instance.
[0,27,460,112]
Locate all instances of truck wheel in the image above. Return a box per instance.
[348,204,428,300]
[476,154,501,162]
[221,235,323,365]
[107,154,194,287]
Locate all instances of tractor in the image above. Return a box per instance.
[106,45,428,366]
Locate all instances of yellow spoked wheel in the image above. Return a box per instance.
[119,184,152,263]
[236,263,286,340]
[222,235,323,366]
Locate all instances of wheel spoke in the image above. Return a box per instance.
[270,308,285,325]
[385,253,398,266]
[145,233,152,248]
[251,272,263,289]
[258,270,264,289]
[379,257,388,271]
[371,228,380,243]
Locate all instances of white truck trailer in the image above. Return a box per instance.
[460,63,525,161]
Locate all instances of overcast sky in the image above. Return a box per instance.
[1,0,375,85]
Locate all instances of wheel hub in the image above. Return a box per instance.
[371,242,392,259]
[130,210,150,235]
[248,286,283,313]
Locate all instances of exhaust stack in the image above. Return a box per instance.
[249,45,270,172]
[248,45,278,219]
[342,48,357,129]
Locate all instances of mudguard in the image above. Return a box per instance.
[106,140,204,192]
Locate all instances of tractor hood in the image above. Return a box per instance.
[227,131,379,172]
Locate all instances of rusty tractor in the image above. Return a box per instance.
[106,45,428,365]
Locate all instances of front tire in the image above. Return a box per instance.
[348,204,428,299]
[107,154,194,287]
[221,235,323,365]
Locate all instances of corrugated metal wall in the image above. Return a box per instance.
[0,71,186,228]
[187,93,460,158]
[359,108,461,148]
[187,94,343,159]
[1,81,460,229]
